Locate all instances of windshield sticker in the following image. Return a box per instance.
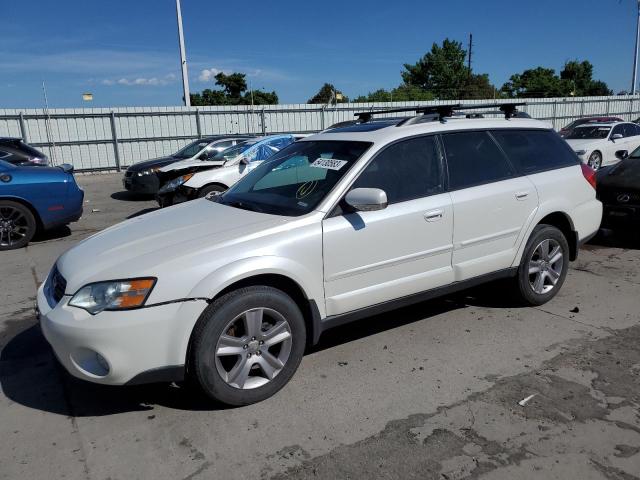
[310,158,348,170]
[296,181,318,199]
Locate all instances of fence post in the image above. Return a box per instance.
[320,105,325,130]
[630,97,635,120]
[606,98,611,116]
[109,111,122,172]
[579,99,585,117]
[18,112,28,143]
[195,108,202,138]
[260,108,266,135]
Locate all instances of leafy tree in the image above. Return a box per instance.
[501,67,565,98]
[353,85,435,103]
[308,83,348,104]
[560,60,611,96]
[190,71,278,106]
[460,73,496,100]
[401,39,469,99]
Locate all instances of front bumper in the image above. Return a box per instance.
[156,186,198,207]
[123,172,160,195]
[36,283,208,385]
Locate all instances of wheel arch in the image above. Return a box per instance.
[197,182,228,194]
[0,196,44,232]
[536,211,578,261]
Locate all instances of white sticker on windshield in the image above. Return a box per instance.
[310,158,348,170]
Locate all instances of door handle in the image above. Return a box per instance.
[424,209,444,222]
[515,192,529,201]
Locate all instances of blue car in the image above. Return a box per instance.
[0,160,84,250]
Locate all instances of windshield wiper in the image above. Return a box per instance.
[222,199,264,213]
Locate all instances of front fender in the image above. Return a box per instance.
[187,255,326,317]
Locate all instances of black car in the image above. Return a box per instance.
[122,135,253,194]
[0,137,49,166]
[597,149,640,230]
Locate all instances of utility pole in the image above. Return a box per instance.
[467,33,473,76]
[175,0,191,106]
[633,1,640,94]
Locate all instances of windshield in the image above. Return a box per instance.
[565,126,611,140]
[210,141,253,162]
[174,140,211,159]
[630,145,640,159]
[215,140,372,216]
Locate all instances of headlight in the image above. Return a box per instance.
[69,278,156,314]
[575,150,587,156]
[158,173,194,193]
[137,167,160,176]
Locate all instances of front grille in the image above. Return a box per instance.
[44,265,67,308]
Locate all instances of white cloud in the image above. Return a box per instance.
[198,68,222,82]
[102,74,176,87]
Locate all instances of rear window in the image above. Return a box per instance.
[441,131,515,190]
[491,130,578,174]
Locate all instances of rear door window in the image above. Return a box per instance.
[441,131,514,190]
[491,130,579,175]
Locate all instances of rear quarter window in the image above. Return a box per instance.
[491,130,578,175]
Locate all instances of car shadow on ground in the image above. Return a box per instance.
[586,228,640,250]
[0,281,522,417]
[31,225,72,243]
[110,191,154,202]
[127,207,159,219]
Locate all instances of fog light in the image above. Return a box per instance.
[70,348,110,377]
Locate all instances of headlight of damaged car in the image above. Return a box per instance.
[158,173,194,193]
[137,167,161,176]
[69,278,156,314]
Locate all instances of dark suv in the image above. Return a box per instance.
[0,138,49,166]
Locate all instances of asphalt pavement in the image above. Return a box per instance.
[1,173,639,480]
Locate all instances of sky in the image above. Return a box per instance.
[1,0,638,108]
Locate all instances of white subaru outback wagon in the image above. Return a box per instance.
[37,104,602,406]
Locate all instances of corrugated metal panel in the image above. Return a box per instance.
[1,95,639,171]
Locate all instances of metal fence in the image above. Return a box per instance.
[1,95,639,172]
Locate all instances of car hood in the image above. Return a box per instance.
[597,159,640,190]
[564,139,602,151]
[126,156,180,172]
[56,199,289,294]
[160,158,226,172]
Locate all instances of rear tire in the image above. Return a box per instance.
[197,184,227,199]
[0,200,36,251]
[188,286,306,406]
[515,225,569,306]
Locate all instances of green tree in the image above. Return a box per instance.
[501,67,566,98]
[190,71,279,106]
[353,85,435,103]
[460,73,497,99]
[401,39,469,99]
[560,60,612,96]
[308,83,348,104]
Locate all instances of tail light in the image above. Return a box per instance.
[581,163,597,189]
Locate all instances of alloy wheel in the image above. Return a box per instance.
[214,308,293,389]
[528,238,564,295]
[588,152,602,170]
[0,206,30,248]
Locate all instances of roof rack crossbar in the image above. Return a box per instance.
[355,102,526,122]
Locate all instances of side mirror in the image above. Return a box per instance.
[59,163,74,174]
[345,188,388,212]
[611,133,623,141]
[615,150,629,160]
[239,156,250,165]
[198,151,212,160]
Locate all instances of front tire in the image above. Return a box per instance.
[0,200,36,251]
[189,286,306,406]
[588,151,602,170]
[197,184,227,199]
[515,225,569,306]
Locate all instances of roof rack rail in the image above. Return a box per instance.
[354,102,526,123]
